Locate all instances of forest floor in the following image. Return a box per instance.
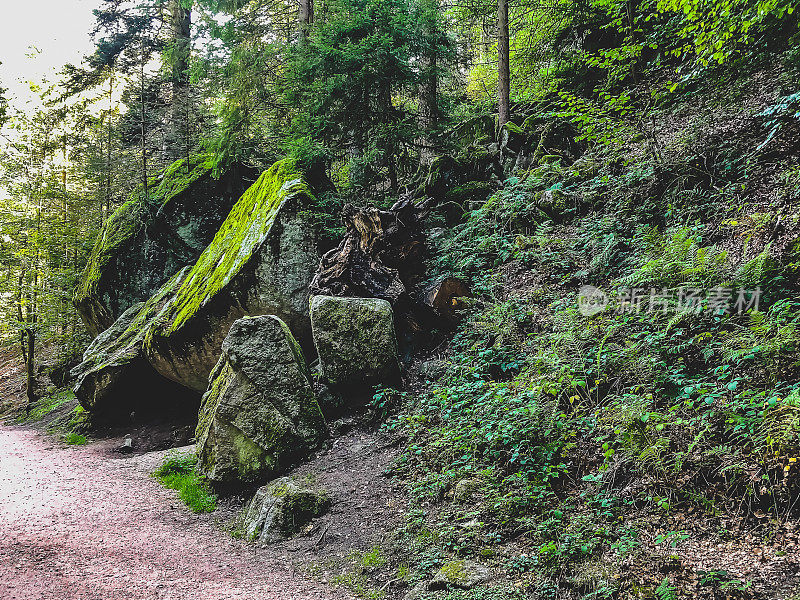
[0,423,355,600]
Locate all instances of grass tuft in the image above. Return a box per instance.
[153,454,217,513]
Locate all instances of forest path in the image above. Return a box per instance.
[0,426,346,600]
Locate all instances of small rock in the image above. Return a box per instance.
[117,435,133,453]
[402,582,429,600]
[429,560,491,590]
[453,478,482,503]
[243,476,330,543]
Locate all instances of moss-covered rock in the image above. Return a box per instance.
[196,315,328,485]
[74,156,256,336]
[71,267,197,417]
[145,158,322,391]
[310,295,400,396]
[447,115,496,148]
[416,152,502,203]
[429,560,491,590]
[243,476,330,543]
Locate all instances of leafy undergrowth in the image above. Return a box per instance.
[153,454,217,514]
[384,58,800,599]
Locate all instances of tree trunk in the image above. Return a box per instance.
[140,40,148,199]
[497,0,511,128]
[418,0,438,164]
[299,0,314,41]
[25,325,36,409]
[169,0,191,162]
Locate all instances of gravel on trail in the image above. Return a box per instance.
[0,426,348,600]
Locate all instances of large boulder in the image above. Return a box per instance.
[71,267,197,418]
[74,156,256,336]
[144,159,322,391]
[196,315,328,485]
[243,476,330,543]
[310,295,401,394]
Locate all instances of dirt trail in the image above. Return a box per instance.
[0,426,348,600]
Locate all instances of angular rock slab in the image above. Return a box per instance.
[145,159,321,391]
[243,476,330,543]
[73,156,255,336]
[310,295,401,393]
[196,315,328,485]
[71,267,194,417]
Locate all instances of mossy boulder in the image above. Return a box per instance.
[145,159,322,391]
[416,152,501,204]
[448,115,496,148]
[310,295,400,396]
[429,560,491,590]
[196,315,328,485]
[74,156,256,336]
[71,267,197,418]
[243,476,330,543]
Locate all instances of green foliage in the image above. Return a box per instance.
[622,227,729,287]
[63,432,88,446]
[153,454,217,514]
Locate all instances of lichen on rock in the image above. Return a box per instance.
[196,315,328,485]
[243,476,330,543]
[310,295,401,398]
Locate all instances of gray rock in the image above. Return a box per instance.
[429,560,491,590]
[145,159,323,392]
[310,295,400,393]
[402,582,430,600]
[196,315,328,484]
[243,476,330,543]
[453,478,482,503]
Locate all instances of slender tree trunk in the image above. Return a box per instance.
[140,40,148,199]
[25,323,35,408]
[299,0,314,41]
[105,71,113,220]
[169,0,192,163]
[497,0,511,128]
[419,0,438,164]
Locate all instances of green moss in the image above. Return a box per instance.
[74,199,149,304]
[504,121,524,136]
[149,154,215,208]
[439,560,468,585]
[74,155,215,306]
[156,158,315,335]
[80,266,190,374]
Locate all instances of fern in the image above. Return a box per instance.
[655,577,677,600]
